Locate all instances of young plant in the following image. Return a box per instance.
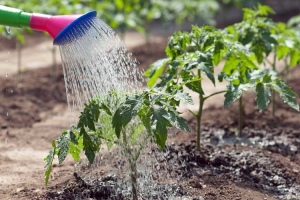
[44,88,190,200]
[226,4,300,118]
[146,26,228,151]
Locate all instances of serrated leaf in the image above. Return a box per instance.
[87,119,96,131]
[69,142,81,162]
[151,108,172,150]
[224,83,242,107]
[145,58,169,88]
[69,129,78,145]
[290,50,300,67]
[272,79,299,111]
[213,40,225,65]
[256,82,271,112]
[168,110,190,132]
[112,108,122,138]
[197,62,215,86]
[276,45,289,60]
[57,131,70,164]
[262,32,277,46]
[185,80,204,95]
[223,54,240,75]
[173,92,193,105]
[138,105,152,134]
[100,103,112,116]
[90,103,100,122]
[253,42,264,64]
[112,96,142,137]
[82,130,98,164]
[44,140,56,186]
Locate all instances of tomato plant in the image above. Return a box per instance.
[44,88,190,199]
[146,26,229,151]
[146,5,299,151]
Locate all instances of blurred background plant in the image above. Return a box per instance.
[1,0,299,77]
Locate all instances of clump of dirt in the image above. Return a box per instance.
[0,66,66,128]
[36,128,299,200]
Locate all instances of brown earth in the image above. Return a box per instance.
[0,36,299,200]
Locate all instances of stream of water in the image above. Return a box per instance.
[57,17,143,123]
[54,16,181,199]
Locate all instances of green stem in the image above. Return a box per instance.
[271,54,276,118]
[196,70,204,151]
[134,134,151,162]
[203,90,226,100]
[284,58,290,84]
[122,129,138,200]
[238,95,243,135]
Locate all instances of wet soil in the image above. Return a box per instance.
[0,37,299,200]
[0,66,66,128]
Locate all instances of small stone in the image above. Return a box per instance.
[290,145,297,152]
[16,187,25,193]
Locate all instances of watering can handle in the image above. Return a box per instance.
[0,5,31,28]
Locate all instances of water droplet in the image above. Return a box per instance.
[10,90,13,93]
[4,138,8,144]
[6,112,9,117]
[5,73,8,77]
[6,26,10,34]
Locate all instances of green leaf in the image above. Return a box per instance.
[87,119,96,131]
[69,142,81,162]
[213,40,224,65]
[100,103,112,116]
[44,140,56,186]
[261,32,277,46]
[290,50,300,67]
[112,96,142,137]
[151,108,172,150]
[272,79,299,111]
[57,131,70,164]
[224,83,251,107]
[256,82,271,112]
[145,58,169,88]
[173,92,193,105]
[138,105,152,134]
[223,54,240,75]
[82,129,98,164]
[69,129,78,145]
[90,103,100,122]
[168,110,190,132]
[112,108,122,138]
[276,45,289,60]
[197,62,215,86]
[258,4,275,15]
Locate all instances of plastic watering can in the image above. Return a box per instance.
[0,5,97,45]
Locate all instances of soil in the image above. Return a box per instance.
[0,36,299,200]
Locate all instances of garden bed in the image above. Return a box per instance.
[0,40,299,200]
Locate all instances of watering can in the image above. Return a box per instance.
[0,5,96,45]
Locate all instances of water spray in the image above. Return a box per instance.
[0,5,96,45]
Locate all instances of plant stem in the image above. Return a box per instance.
[122,129,138,200]
[203,90,226,100]
[271,54,276,118]
[238,95,243,135]
[196,70,204,151]
[284,58,289,84]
